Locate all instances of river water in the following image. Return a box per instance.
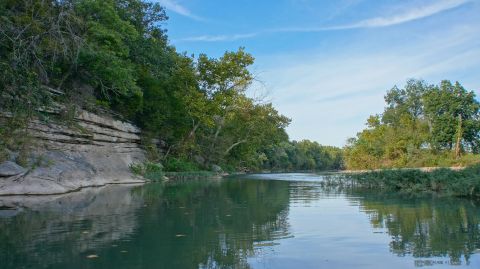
[1,173,479,268]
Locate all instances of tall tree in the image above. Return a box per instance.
[424,80,480,153]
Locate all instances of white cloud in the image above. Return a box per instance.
[156,0,204,21]
[274,0,470,32]
[178,0,470,42]
[327,0,470,30]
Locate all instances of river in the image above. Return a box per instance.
[1,173,479,268]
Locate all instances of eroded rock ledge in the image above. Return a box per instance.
[0,110,146,195]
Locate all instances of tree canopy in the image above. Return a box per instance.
[344,79,480,169]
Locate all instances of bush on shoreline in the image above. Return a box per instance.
[341,164,480,198]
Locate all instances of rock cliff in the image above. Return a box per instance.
[0,110,146,195]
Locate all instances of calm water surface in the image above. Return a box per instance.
[1,173,480,268]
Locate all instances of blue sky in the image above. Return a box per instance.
[156,0,480,147]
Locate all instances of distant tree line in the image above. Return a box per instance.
[260,140,344,171]
[345,79,480,169]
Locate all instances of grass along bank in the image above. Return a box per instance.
[129,160,220,181]
[324,164,480,198]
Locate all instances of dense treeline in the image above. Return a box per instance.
[0,0,301,172]
[345,79,480,169]
[261,140,344,171]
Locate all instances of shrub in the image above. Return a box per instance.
[343,164,480,198]
[163,157,200,172]
[129,161,165,181]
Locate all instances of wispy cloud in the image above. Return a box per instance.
[178,0,470,42]
[317,0,470,30]
[156,0,204,21]
[181,33,258,42]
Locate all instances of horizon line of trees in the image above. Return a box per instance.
[260,140,344,171]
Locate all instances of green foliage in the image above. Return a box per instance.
[345,164,480,198]
[77,0,141,97]
[164,171,217,180]
[0,150,7,163]
[129,161,164,181]
[129,163,144,175]
[197,48,254,95]
[345,79,480,170]
[56,105,78,126]
[0,0,60,122]
[261,140,344,171]
[0,117,33,166]
[423,81,480,152]
[163,158,200,172]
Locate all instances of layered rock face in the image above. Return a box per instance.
[0,110,146,195]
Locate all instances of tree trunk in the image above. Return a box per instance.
[209,118,224,154]
[455,114,463,159]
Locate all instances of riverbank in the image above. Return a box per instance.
[341,166,466,174]
[334,164,480,198]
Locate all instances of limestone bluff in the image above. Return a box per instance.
[0,110,145,195]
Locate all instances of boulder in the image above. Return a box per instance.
[0,161,26,177]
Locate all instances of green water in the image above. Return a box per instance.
[1,173,480,268]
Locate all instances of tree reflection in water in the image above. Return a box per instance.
[0,179,291,269]
[352,191,480,265]
[130,179,291,269]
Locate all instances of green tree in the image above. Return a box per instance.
[262,140,343,171]
[424,80,480,154]
[345,79,480,170]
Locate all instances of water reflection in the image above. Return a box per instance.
[0,175,479,268]
[354,192,480,266]
[0,179,291,269]
[128,179,291,269]
[0,184,144,268]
